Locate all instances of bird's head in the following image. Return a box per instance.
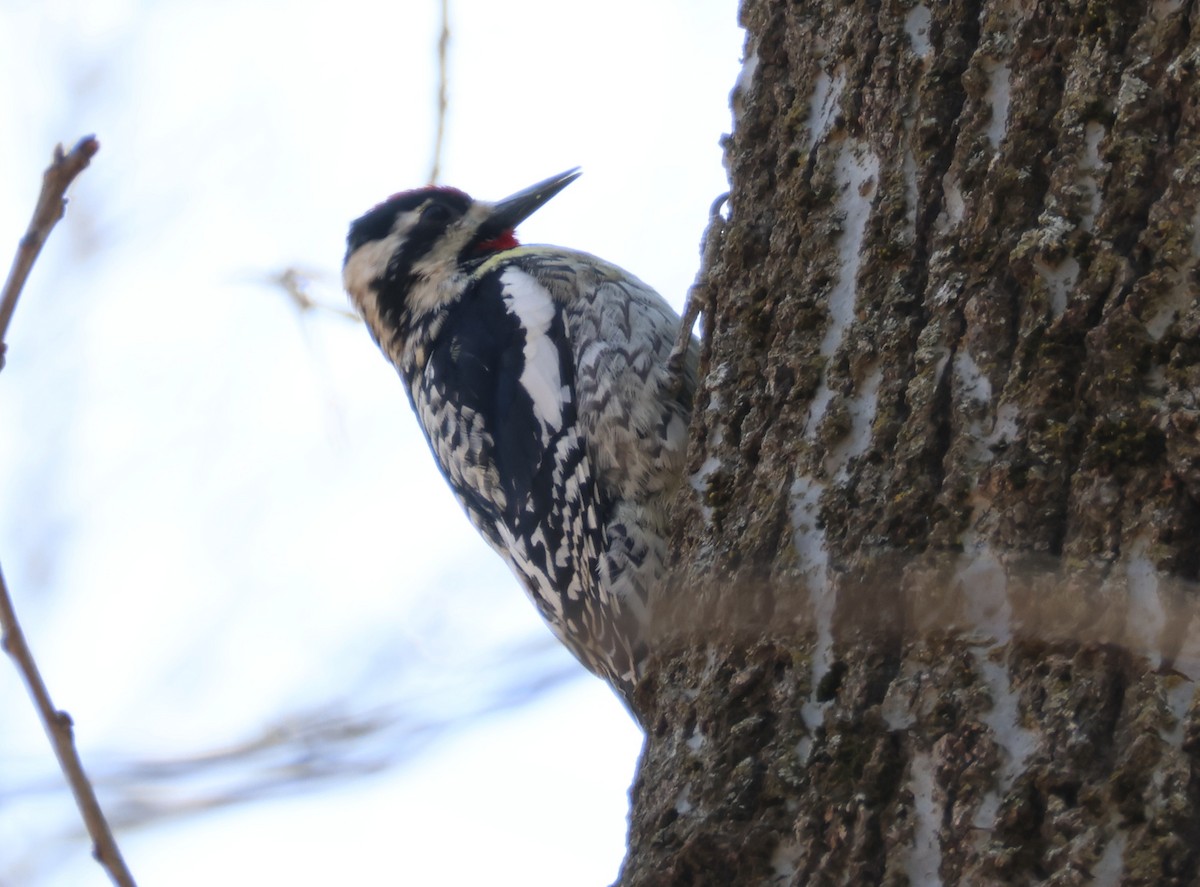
[343,169,580,366]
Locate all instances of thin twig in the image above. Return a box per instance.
[269,267,359,321]
[427,0,450,184]
[0,136,100,373]
[0,565,136,886]
[668,192,728,389]
[0,137,136,886]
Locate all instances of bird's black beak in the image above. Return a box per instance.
[486,168,582,234]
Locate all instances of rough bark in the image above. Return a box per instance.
[621,1,1200,884]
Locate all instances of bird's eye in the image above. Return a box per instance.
[423,203,453,225]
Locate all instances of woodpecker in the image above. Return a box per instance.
[343,170,697,715]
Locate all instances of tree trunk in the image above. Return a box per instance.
[620,1,1200,884]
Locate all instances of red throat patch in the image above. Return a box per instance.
[475,230,520,253]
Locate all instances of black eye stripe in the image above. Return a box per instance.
[345,203,399,257]
[346,189,471,260]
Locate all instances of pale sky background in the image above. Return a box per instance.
[0,1,744,884]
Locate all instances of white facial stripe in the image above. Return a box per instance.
[500,266,568,434]
[343,198,499,371]
[397,200,489,316]
[343,210,423,367]
[344,235,394,306]
[342,208,423,298]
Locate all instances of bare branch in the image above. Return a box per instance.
[0,137,136,886]
[0,566,136,887]
[427,0,450,184]
[0,136,100,372]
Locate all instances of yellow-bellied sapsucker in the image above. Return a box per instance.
[343,170,697,714]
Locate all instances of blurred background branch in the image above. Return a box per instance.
[428,0,451,185]
[4,634,578,882]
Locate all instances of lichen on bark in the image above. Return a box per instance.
[621,1,1200,884]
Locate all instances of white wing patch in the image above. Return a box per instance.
[500,266,568,436]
